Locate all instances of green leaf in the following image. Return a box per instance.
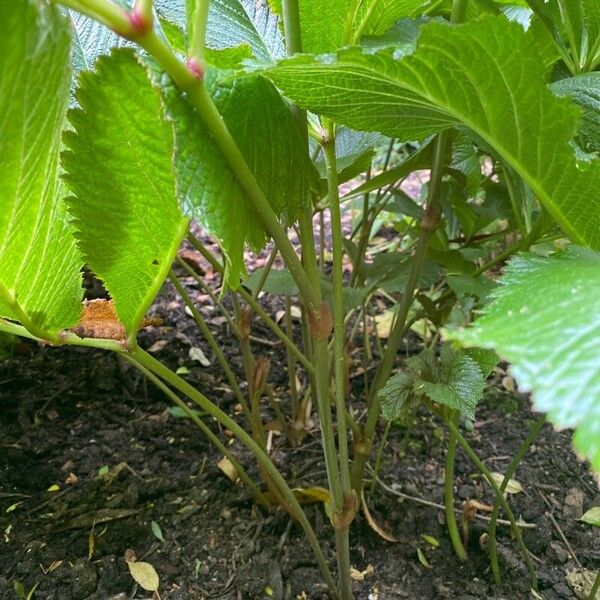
[313,127,382,184]
[209,0,284,60]
[581,507,600,527]
[408,345,486,419]
[0,0,82,340]
[463,347,498,378]
[551,73,600,154]
[157,70,313,285]
[263,17,600,249]
[244,269,298,296]
[449,247,600,471]
[269,0,424,53]
[352,0,425,40]
[68,11,126,76]
[63,50,188,338]
[151,520,165,542]
[157,0,284,60]
[379,372,414,421]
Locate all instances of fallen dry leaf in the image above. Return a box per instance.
[217,456,239,483]
[350,564,374,581]
[189,346,210,366]
[147,339,169,353]
[127,560,160,592]
[361,490,398,542]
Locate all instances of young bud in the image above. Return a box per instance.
[127,1,153,37]
[252,357,271,398]
[187,57,205,81]
[238,307,253,340]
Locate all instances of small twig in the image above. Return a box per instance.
[249,334,281,347]
[539,492,582,568]
[369,469,536,529]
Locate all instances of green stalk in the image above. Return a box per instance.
[0,318,126,353]
[368,420,390,496]
[444,411,468,560]
[169,272,251,421]
[280,0,354,592]
[450,0,469,24]
[556,0,582,72]
[82,23,320,313]
[56,0,131,33]
[323,123,352,494]
[445,418,538,591]
[188,0,210,63]
[125,354,262,499]
[350,134,448,493]
[185,236,314,375]
[252,246,279,300]
[489,415,546,585]
[284,296,300,419]
[323,122,355,599]
[176,257,240,335]
[130,346,339,598]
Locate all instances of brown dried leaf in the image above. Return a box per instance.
[127,560,160,592]
[217,457,239,483]
[70,299,161,340]
[360,490,398,542]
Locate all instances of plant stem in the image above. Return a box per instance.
[189,0,210,62]
[281,0,302,54]
[450,0,469,24]
[169,272,251,421]
[130,346,339,598]
[176,257,240,335]
[489,415,546,585]
[284,296,300,420]
[323,122,352,494]
[125,354,261,499]
[445,418,538,591]
[322,122,355,600]
[252,246,279,300]
[368,420,390,496]
[350,134,448,493]
[444,411,468,560]
[185,235,314,375]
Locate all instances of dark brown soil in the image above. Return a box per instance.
[1,249,599,600]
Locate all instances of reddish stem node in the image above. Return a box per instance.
[187,57,205,81]
[128,8,152,36]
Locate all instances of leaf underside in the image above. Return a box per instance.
[63,49,188,337]
[157,67,313,285]
[0,0,82,337]
[263,16,600,249]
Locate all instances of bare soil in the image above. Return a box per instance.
[1,242,599,600]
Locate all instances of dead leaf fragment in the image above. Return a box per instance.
[70,299,161,340]
[147,339,169,353]
[565,568,598,599]
[189,346,210,366]
[70,299,126,340]
[361,490,398,542]
[350,564,374,581]
[127,560,160,592]
[217,457,239,483]
[490,472,523,495]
